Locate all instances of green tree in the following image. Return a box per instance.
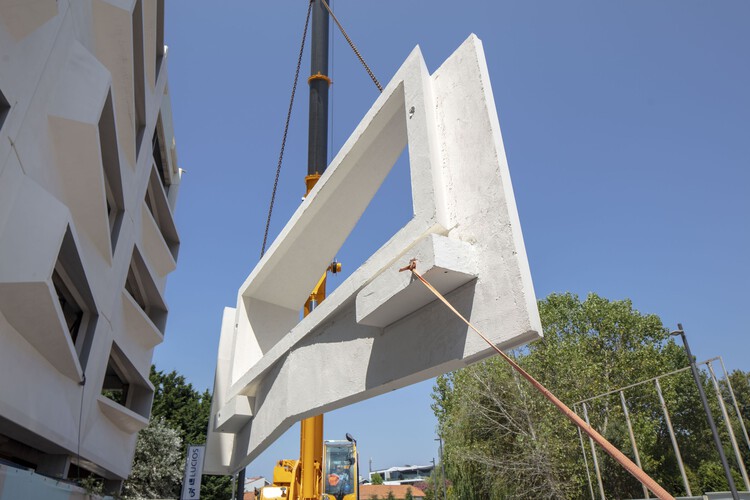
[149,366,212,444]
[432,292,703,499]
[371,472,384,485]
[122,367,232,500]
[386,491,396,500]
[405,487,414,500]
[122,417,183,499]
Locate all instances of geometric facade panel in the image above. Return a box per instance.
[0,0,57,41]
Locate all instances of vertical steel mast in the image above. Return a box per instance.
[300,1,330,499]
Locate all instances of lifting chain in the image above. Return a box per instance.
[260,1,313,258]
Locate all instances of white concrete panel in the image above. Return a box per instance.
[92,0,137,168]
[0,0,57,41]
[205,307,240,472]
[140,203,176,277]
[48,116,113,264]
[206,35,541,474]
[0,176,69,284]
[96,395,148,433]
[356,234,478,328]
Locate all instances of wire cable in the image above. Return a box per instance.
[260,1,314,258]
[76,374,86,482]
[398,259,675,500]
[319,0,382,93]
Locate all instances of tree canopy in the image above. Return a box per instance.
[121,366,232,500]
[433,292,749,499]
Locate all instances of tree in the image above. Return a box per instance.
[371,472,384,485]
[405,487,414,500]
[149,366,212,445]
[413,480,434,500]
[432,292,707,499]
[386,491,396,500]
[122,367,232,500]
[122,417,183,499]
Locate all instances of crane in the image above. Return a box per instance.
[255,2,360,499]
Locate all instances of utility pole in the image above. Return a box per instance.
[671,324,739,500]
[299,1,330,499]
[435,437,447,500]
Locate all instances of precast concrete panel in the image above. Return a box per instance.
[205,35,541,474]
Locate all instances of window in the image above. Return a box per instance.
[99,91,124,252]
[144,165,179,260]
[156,0,165,80]
[0,88,9,131]
[99,342,153,420]
[101,352,130,407]
[53,228,98,368]
[124,247,168,333]
[52,268,85,345]
[132,0,146,157]
[152,124,169,193]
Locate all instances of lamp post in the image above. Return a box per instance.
[671,324,738,500]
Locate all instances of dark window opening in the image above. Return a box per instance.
[152,127,169,192]
[124,247,168,333]
[132,0,146,158]
[144,166,180,260]
[0,89,9,132]
[52,269,84,345]
[156,0,165,81]
[124,262,147,312]
[98,342,154,419]
[99,91,124,253]
[52,230,97,369]
[101,354,130,407]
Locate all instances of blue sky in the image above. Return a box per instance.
[159,1,750,479]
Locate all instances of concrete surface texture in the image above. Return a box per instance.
[205,35,541,474]
[0,0,180,485]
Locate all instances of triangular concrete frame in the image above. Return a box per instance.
[205,35,542,474]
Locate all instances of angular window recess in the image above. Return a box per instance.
[0,88,9,131]
[144,165,179,260]
[99,91,125,253]
[132,0,146,158]
[152,122,169,193]
[98,342,154,430]
[53,228,98,368]
[155,0,165,80]
[124,246,168,333]
[101,352,129,406]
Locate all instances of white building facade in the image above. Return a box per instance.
[370,465,434,486]
[0,0,180,492]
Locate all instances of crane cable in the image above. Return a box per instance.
[398,259,676,500]
[260,1,313,258]
[320,0,383,93]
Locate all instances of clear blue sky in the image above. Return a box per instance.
[158,1,750,479]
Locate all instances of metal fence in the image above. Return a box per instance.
[572,357,750,499]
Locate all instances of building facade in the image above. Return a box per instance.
[0,0,180,491]
[369,465,434,485]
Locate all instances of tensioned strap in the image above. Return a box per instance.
[398,259,675,500]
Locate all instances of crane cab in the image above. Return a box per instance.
[322,439,358,500]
